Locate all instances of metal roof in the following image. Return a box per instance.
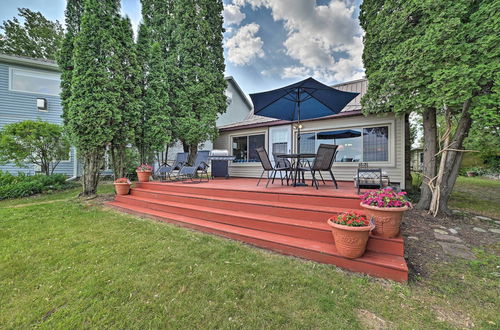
[219,77,367,131]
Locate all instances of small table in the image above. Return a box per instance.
[276,153,316,187]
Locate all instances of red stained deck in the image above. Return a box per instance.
[107,178,408,282]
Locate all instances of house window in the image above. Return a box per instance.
[299,125,389,163]
[9,68,61,96]
[232,134,265,163]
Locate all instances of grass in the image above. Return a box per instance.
[449,176,500,219]
[0,186,499,328]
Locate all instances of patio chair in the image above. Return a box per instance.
[272,153,293,186]
[354,163,390,194]
[178,150,210,183]
[301,144,339,189]
[255,147,291,187]
[156,152,188,181]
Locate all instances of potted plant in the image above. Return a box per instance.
[327,211,374,259]
[136,164,153,182]
[114,177,131,195]
[360,188,411,238]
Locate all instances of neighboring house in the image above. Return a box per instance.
[411,147,424,172]
[165,76,252,160]
[0,53,251,175]
[0,53,78,177]
[214,78,410,189]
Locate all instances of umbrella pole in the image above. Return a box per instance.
[297,88,301,154]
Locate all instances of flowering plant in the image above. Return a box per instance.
[332,211,369,227]
[114,177,131,184]
[361,188,411,208]
[136,164,153,172]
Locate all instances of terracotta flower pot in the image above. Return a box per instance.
[327,218,374,259]
[360,203,408,238]
[136,171,151,182]
[114,183,130,195]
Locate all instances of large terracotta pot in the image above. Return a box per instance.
[327,218,374,259]
[114,183,131,195]
[360,203,409,238]
[136,171,152,182]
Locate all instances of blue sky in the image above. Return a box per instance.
[0,0,364,95]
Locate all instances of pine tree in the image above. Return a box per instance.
[58,0,84,127]
[66,0,121,196]
[109,17,143,178]
[171,0,227,163]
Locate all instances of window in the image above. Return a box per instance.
[363,126,389,161]
[232,134,265,163]
[299,125,389,163]
[10,68,61,96]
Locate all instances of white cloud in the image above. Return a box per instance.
[226,23,265,66]
[231,0,364,83]
[281,66,311,79]
[223,4,246,26]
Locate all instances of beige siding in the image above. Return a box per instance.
[216,113,407,188]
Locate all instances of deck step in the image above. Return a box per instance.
[107,200,408,282]
[130,187,355,221]
[136,181,361,208]
[115,194,404,256]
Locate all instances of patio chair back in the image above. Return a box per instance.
[272,153,292,169]
[311,144,338,171]
[193,150,210,169]
[173,152,188,170]
[256,147,273,171]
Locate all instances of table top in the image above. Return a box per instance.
[275,153,316,158]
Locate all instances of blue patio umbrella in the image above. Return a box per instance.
[250,77,359,153]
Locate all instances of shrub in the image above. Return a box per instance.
[0,171,77,200]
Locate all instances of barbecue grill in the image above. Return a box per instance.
[209,150,235,179]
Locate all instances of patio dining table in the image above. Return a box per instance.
[276,153,316,187]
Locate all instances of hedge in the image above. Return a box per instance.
[0,171,77,200]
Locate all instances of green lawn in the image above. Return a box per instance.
[450,176,500,219]
[0,185,498,328]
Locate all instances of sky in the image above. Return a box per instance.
[0,0,365,95]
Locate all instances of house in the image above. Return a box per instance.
[411,147,424,172]
[0,53,78,177]
[213,78,410,189]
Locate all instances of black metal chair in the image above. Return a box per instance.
[272,153,293,186]
[302,144,339,189]
[178,151,210,183]
[255,147,290,187]
[156,152,188,181]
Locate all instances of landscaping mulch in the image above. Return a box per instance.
[402,208,499,280]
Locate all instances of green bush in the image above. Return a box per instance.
[0,171,77,200]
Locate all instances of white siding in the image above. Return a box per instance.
[216,113,407,188]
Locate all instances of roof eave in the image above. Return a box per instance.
[0,53,60,71]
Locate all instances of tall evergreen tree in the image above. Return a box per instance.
[109,17,143,178]
[66,0,121,196]
[171,0,227,163]
[58,0,84,127]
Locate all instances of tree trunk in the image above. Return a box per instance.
[111,145,125,179]
[81,151,102,197]
[416,107,437,210]
[404,113,412,190]
[188,143,198,165]
[430,100,472,216]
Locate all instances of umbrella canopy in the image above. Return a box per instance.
[250,77,359,122]
[317,129,361,140]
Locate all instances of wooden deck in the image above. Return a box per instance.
[107,178,408,281]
